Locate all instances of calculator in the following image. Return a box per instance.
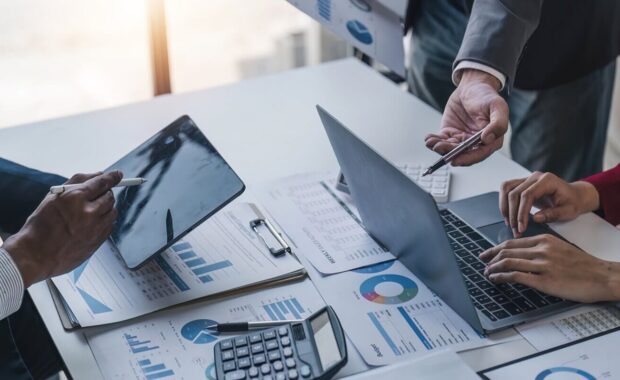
[336,163,451,203]
[214,306,347,380]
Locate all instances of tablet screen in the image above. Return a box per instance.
[108,115,245,269]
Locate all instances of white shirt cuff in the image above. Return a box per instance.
[453,61,507,91]
[0,248,24,320]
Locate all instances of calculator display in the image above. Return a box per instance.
[311,310,341,370]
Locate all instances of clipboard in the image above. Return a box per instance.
[48,202,306,330]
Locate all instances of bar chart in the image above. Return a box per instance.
[137,358,174,379]
[262,297,306,320]
[171,241,233,284]
[123,333,159,354]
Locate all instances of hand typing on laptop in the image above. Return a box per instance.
[480,168,620,303]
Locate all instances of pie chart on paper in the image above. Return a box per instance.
[360,274,418,304]
[346,20,373,45]
[181,319,219,344]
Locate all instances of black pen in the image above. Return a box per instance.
[422,129,484,176]
[207,320,301,333]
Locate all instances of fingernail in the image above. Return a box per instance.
[504,218,509,226]
[512,228,519,238]
[518,222,524,233]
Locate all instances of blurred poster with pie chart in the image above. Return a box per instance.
[181,319,219,344]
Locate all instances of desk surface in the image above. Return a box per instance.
[0,58,618,379]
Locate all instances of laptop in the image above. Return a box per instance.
[317,105,575,334]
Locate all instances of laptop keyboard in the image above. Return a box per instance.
[439,209,564,322]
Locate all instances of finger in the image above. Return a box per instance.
[430,141,459,155]
[90,190,116,215]
[488,271,541,289]
[533,205,576,224]
[485,258,544,277]
[479,236,544,261]
[480,98,509,145]
[486,248,539,266]
[82,171,123,200]
[508,175,540,236]
[516,176,558,233]
[500,179,526,224]
[64,172,102,185]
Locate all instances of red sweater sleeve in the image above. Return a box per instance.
[583,164,620,226]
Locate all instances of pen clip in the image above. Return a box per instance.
[250,218,292,258]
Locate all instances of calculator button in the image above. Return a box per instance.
[268,350,281,361]
[223,361,236,372]
[248,366,259,378]
[283,347,293,357]
[288,369,299,379]
[221,339,234,350]
[264,376,273,380]
[276,374,286,380]
[251,343,264,354]
[300,365,311,378]
[236,346,249,357]
[278,327,288,336]
[273,360,284,372]
[235,337,248,347]
[249,333,262,343]
[225,370,246,380]
[265,340,279,351]
[280,337,291,347]
[222,349,235,361]
[285,358,296,369]
[253,354,266,365]
[263,330,276,340]
[238,357,251,369]
[261,363,271,375]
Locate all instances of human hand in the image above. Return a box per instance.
[425,69,509,166]
[3,171,123,287]
[500,172,600,238]
[480,234,620,303]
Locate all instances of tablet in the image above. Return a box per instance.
[107,115,245,269]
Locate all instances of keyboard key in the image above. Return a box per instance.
[223,361,237,372]
[239,357,251,369]
[455,249,469,258]
[264,376,274,380]
[504,289,520,299]
[263,330,276,340]
[482,309,497,321]
[440,209,451,216]
[268,351,281,361]
[450,242,460,251]
[477,281,494,290]
[461,226,474,234]
[251,343,264,354]
[276,374,286,380]
[235,337,248,347]
[457,237,470,245]
[454,220,466,227]
[273,361,284,372]
[484,302,501,312]
[236,347,250,357]
[463,255,477,264]
[464,243,479,251]
[476,240,493,249]
[222,350,235,361]
[493,310,510,319]
[469,287,483,297]
[283,347,293,357]
[522,289,550,307]
[249,366,259,378]
[513,297,536,311]
[225,370,247,380]
[266,340,279,351]
[457,259,467,269]
[492,294,509,304]
[465,280,474,289]
[300,365,312,378]
[513,283,528,290]
[496,283,513,292]
[471,248,483,255]
[286,358,296,369]
[485,288,500,296]
[467,232,484,241]
[261,363,272,375]
[545,295,564,304]
[221,340,234,350]
[281,337,291,347]
[278,327,289,337]
[475,295,492,304]
[444,224,456,232]
[289,369,299,379]
[468,274,484,283]
[253,354,266,366]
[462,267,475,276]
[249,334,262,344]
[502,302,524,315]
[471,262,486,271]
[449,231,464,239]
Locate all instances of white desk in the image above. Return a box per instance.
[0,58,619,379]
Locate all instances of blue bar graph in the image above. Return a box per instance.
[138,359,174,379]
[171,241,234,284]
[263,298,306,321]
[154,256,190,291]
[367,312,401,356]
[397,307,432,350]
[124,333,159,354]
[317,0,331,21]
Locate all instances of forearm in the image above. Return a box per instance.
[582,164,620,226]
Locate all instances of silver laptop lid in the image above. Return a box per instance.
[317,105,483,334]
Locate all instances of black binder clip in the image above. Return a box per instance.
[250,218,292,258]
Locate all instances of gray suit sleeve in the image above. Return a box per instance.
[454,0,544,91]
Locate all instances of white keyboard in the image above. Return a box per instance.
[335,163,451,203]
[397,163,451,203]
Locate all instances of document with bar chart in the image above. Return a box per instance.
[258,172,395,274]
[86,280,324,379]
[51,203,305,327]
[299,254,519,365]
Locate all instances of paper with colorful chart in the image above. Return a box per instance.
[51,203,304,326]
[301,257,520,366]
[482,328,620,380]
[286,0,405,76]
[86,279,325,380]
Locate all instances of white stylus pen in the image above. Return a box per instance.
[49,177,147,194]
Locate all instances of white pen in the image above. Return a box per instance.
[49,177,148,194]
